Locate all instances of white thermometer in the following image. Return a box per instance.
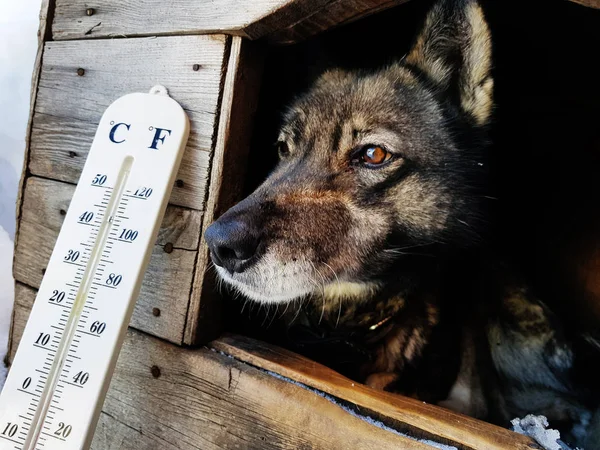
[0,86,189,449]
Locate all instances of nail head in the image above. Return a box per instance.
[76,68,85,76]
[163,242,174,254]
[152,307,161,317]
[192,64,201,71]
[86,8,95,16]
[150,365,161,378]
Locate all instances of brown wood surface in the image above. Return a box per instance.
[8,288,438,450]
[50,0,394,43]
[263,0,410,44]
[185,36,265,345]
[569,0,600,8]
[28,35,227,211]
[12,177,200,344]
[212,334,541,450]
[50,0,600,45]
[51,0,288,40]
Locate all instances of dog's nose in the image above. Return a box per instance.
[204,219,260,274]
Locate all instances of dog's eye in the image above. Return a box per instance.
[277,141,290,158]
[359,145,392,166]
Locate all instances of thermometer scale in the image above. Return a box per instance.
[0,86,189,449]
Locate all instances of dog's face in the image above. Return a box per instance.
[205,0,493,304]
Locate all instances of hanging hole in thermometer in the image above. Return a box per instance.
[0,86,189,450]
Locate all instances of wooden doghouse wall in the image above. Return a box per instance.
[10,16,265,347]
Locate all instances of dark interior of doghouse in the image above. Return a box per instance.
[219,0,600,404]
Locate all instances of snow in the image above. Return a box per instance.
[0,0,43,390]
[0,226,13,388]
[511,415,564,450]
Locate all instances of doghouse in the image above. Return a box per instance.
[8,0,600,448]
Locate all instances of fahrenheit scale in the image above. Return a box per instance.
[0,86,189,449]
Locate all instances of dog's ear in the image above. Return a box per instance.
[405,0,493,126]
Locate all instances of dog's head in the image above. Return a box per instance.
[205,0,493,304]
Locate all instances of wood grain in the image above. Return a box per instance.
[262,0,411,44]
[12,177,200,344]
[50,0,600,44]
[28,35,227,210]
[52,0,288,40]
[14,0,51,222]
[20,177,202,250]
[569,0,600,8]
[185,37,265,345]
[212,334,542,450]
[7,284,36,363]
[8,293,436,450]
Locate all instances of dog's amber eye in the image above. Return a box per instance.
[361,145,391,166]
[277,141,290,158]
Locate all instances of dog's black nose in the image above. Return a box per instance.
[204,219,260,274]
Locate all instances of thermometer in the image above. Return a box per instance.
[0,86,189,449]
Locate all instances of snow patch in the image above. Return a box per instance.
[511,415,567,450]
[0,225,14,389]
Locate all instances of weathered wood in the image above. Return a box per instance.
[8,292,437,450]
[14,0,52,223]
[12,177,200,344]
[185,37,265,345]
[28,35,227,210]
[569,0,600,8]
[263,0,411,44]
[20,177,202,250]
[7,284,36,363]
[212,334,541,450]
[51,0,287,40]
[50,0,600,45]
[51,0,366,43]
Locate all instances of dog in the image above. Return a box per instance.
[205,0,600,446]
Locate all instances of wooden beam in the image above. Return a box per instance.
[261,0,411,44]
[8,290,440,450]
[212,334,541,450]
[51,0,289,40]
[12,177,200,344]
[185,37,265,345]
[569,0,600,8]
[28,35,227,211]
[50,0,411,44]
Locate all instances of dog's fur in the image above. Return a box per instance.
[206,0,600,446]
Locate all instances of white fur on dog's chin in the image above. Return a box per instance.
[214,253,316,304]
[215,252,381,305]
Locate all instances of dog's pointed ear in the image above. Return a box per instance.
[405,0,493,126]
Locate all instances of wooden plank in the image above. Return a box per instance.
[212,334,541,450]
[569,0,600,8]
[7,284,36,363]
[14,0,52,224]
[12,177,200,344]
[50,0,600,44]
[51,0,289,40]
[262,0,411,44]
[8,294,437,450]
[185,37,265,345]
[28,35,227,210]
[20,177,202,250]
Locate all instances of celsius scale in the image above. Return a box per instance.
[0,86,189,449]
